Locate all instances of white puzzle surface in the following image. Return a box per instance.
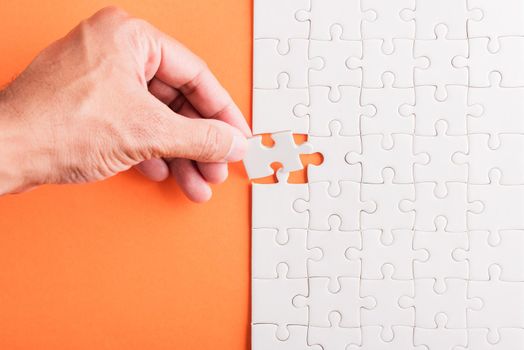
[248,0,524,349]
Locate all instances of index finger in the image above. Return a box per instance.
[142,23,252,137]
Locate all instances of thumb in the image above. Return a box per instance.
[137,97,248,163]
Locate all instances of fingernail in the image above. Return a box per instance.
[225,135,247,162]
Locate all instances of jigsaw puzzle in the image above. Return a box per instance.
[249,0,524,348]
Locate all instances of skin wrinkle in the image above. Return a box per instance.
[196,123,222,162]
[209,102,235,122]
[149,78,178,105]
[141,24,163,83]
[179,68,207,98]
[169,93,188,113]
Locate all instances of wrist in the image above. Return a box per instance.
[0,89,52,194]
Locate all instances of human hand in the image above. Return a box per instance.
[0,6,250,202]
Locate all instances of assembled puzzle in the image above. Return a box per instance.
[246,0,524,349]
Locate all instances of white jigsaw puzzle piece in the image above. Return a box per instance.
[414,120,468,197]
[468,72,524,142]
[253,74,309,134]
[399,279,482,329]
[348,326,425,350]
[254,38,323,89]
[252,324,322,350]
[348,39,429,88]
[307,216,361,293]
[296,0,375,40]
[453,37,524,87]
[468,0,524,52]
[253,0,309,53]
[468,265,524,336]
[308,312,361,350]
[252,228,321,279]
[468,170,524,235]
[400,182,483,232]
[400,0,482,39]
[244,131,313,179]
[453,230,524,281]
[413,314,468,350]
[293,181,376,231]
[309,25,363,101]
[306,121,362,195]
[361,0,415,53]
[453,134,524,185]
[294,86,374,137]
[400,85,482,136]
[252,263,308,340]
[413,217,468,293]
[252,170,309,233]
[346,229,428,280]
[293,277,376,328]
[360,168,415,243]
[414,24,468,101]
[360,264,415,342]
[346,134,429,184]
[360,72,415,145]
[456,328,524,350]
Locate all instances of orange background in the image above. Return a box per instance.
[0,1,253,349]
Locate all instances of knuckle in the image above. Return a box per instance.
[87,7,146,43]
[96,6,130,21]
[180,61,208,96]
[113,17,142,40]
[84,6,129,32]
[113,17,153,58]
